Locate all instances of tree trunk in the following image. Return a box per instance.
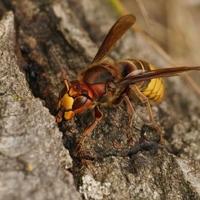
[0,1,200,200]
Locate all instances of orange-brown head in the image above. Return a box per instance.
[56,81,95,123]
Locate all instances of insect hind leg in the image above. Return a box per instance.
[123,95,136,127]
[131,85,164,143]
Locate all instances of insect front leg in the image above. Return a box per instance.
[131,85,163,143]
[75,106,103,155]
[56,107,65,123]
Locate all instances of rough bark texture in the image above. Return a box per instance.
[0,11,80,200]
[0,0,200,200]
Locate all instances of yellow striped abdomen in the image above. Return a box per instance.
[142,65,165,103]
[117,59,165,103]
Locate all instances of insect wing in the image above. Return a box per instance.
[120,66,200,86]
[92,15,136,64]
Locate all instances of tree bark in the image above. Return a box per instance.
[0,0,200,200]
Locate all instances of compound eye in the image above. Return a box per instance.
[72,96,88,110]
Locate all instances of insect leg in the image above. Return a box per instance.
[131,85,163,143]
[124,95,135,127]
[113,95,136,147]
[75,107,102,154]
[56,110,63,123]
